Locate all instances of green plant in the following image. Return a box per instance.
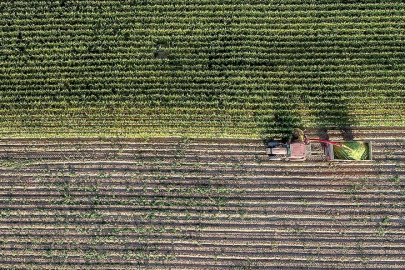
[389,175,401,183]
[377,217,390,236]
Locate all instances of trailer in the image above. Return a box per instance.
[325,141,372,161]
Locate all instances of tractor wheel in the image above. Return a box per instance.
[268,141,281,148]
[268,155,281,161]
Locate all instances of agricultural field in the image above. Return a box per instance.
[1,0,405,138]
[1,1,405,269]
[0,129,404,269]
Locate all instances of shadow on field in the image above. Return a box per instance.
[260,87,357,143]
[308,85,357,141]
[261,110,303,144]
[259,91,304,144]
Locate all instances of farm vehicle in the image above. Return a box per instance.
[266,129,373,162]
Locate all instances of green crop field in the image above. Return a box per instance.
[1,0,404,138]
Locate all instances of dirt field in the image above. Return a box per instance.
[0,128,404,269]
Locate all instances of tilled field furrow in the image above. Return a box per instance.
[1,234,405,248]
[0,149,265,158]
[0,261,401,270]
[1,243,404,260]
[1,221,404,234]
[1,211,403,224]
[1,165,390,178]
[1,213,404,230]
[4,236,403,249]
[0,172,397,183]
[1,188,403,199]
[2,193,404,207]
[2,206,404,221]
[1,201,404,216]
[3,162,386,172]
[1,253,404,269]
[0,132,404,268]
[0,183,401,195]
[2,231,404,247]
[0,247,404,263]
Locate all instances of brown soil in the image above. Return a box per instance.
[0,128,404,269]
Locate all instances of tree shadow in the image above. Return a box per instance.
[258,28,360,143]
[260,86,357,143]
[260,94,303,144]
[308,85,357,141]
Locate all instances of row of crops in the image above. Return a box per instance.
[1,0,405,138]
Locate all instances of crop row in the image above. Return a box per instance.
[6,50,371,65]
[2,58,404,71]
[0,107,401,118]
[2,15,405,28]
[2,1,404,12]
[0,116,402,127]
[1,88,402,101]
[3,73,405,83]
[4,31,403,46]
[2,26,404,38]
[0,87,404,98]
[2,47,404,58]
[0,89,402,105]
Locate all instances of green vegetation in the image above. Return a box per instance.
[333,142,370,160]
[1,0,404,138]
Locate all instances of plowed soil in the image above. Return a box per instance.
[0,129,404,269]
